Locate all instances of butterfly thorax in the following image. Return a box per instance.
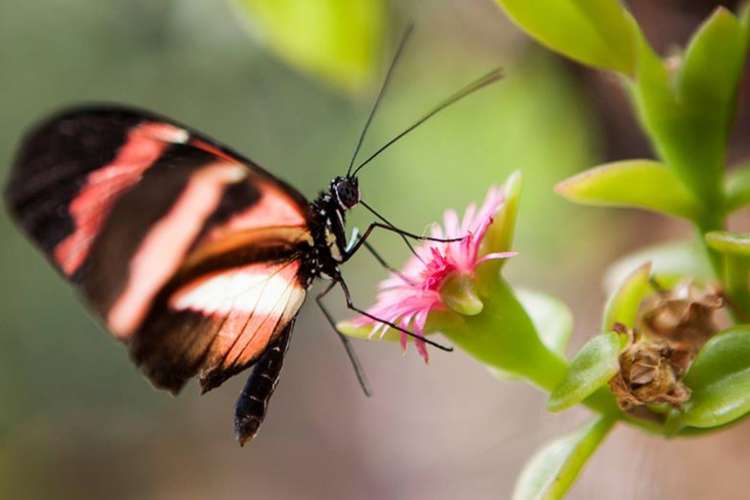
[300,176,360,285]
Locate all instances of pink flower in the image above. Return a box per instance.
[352,186,516,361]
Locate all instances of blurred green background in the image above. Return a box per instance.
[1,1,749,499]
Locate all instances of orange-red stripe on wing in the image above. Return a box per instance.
[168,260,305,373]
[203,179,308,246]
[191,138,308,229]
[54,123,188,275]
[107,163,248,338]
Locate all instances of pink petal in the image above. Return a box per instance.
[443,209,460,238]
[462,203,477,232]
[415,336,429,363]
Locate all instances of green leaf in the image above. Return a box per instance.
[677,7,748,147]
[548,332,624,412]
[678,8,748,105]
[631,8,750,215]
[706,231,750,256]
[494,0,637,74]
[231,0,384,92]
[482,170,522,266]
[725,163,750,212]
[602,262,651,331]
[517,289,573,358]
[476,171,523,287]
[512,416,616,500]
[677,327,750,428]
[604,239,712,292]
[676,7,747,208]
[742,1,750,30]
[555,160,701,221]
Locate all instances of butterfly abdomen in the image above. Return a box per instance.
[234,319,294,446]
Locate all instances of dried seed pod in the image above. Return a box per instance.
[609,330,691,411]
[640,282,724,354]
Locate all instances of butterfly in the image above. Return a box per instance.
[3,28,502,446]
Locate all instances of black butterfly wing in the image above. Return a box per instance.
[5,105,312,393]
[134,255,308,394]
[5,105,310,279]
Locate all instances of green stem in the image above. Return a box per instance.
[518,340,567,392]
[696,224,723,281]
[432,273,690,440]
[724,255,750,317]
[442,278,566,382]
[441,278,666,431]
[695,218,750,322]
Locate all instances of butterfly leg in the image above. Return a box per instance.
[343,215,464,265]
[347,227,415,285]
[348,200,464,263]
[362,239,416,284]
[335,277,453,353]
[342,222,420,262]
[360,199,463,243]
[316,281,373,396]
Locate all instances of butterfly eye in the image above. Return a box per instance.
[334,178,359,209]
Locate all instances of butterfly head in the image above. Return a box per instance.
[331,176,360,210]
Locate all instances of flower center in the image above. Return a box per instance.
[421,247,458,291]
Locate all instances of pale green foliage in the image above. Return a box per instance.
[494,0,636,74]
[547,331,624,412]
[555,160,701,220]
[673,328,750,429]
[232,0,384,91]
[601,262,651,331]
[512,417,616,500]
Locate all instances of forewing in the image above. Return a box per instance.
[5,105,309,281]
[4,105,312,392]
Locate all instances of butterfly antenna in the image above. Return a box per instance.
[353,67,504,177]
[346,24,415,177]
